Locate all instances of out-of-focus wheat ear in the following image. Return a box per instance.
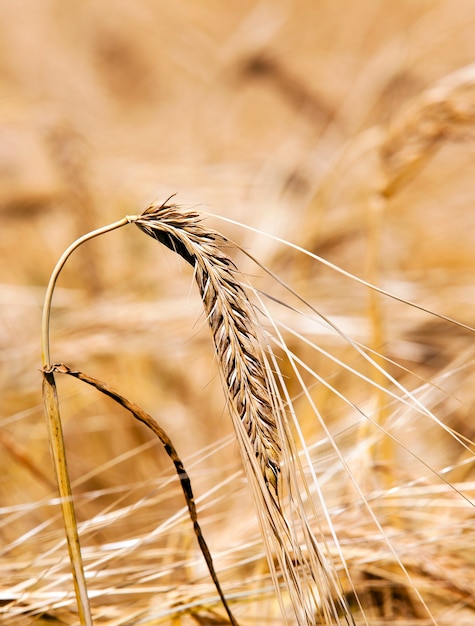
[381,63,475,196]
[51,363,240,626]
[41,216,135,626]
[378,64,475,484]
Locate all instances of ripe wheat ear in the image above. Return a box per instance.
[135,200,356,626]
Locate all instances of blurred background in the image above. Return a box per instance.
[1,1,475,624]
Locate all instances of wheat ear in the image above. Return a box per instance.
[134,200,355,626]
[381,63,475,195]
[135,202,282,494]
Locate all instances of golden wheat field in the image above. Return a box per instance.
[1,2,475,625]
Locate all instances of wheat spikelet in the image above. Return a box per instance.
[134,199,355,626]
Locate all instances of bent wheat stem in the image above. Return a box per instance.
[41,215,135,626]
[42,215,135,368]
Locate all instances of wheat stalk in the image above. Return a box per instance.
[41,216,133,626]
